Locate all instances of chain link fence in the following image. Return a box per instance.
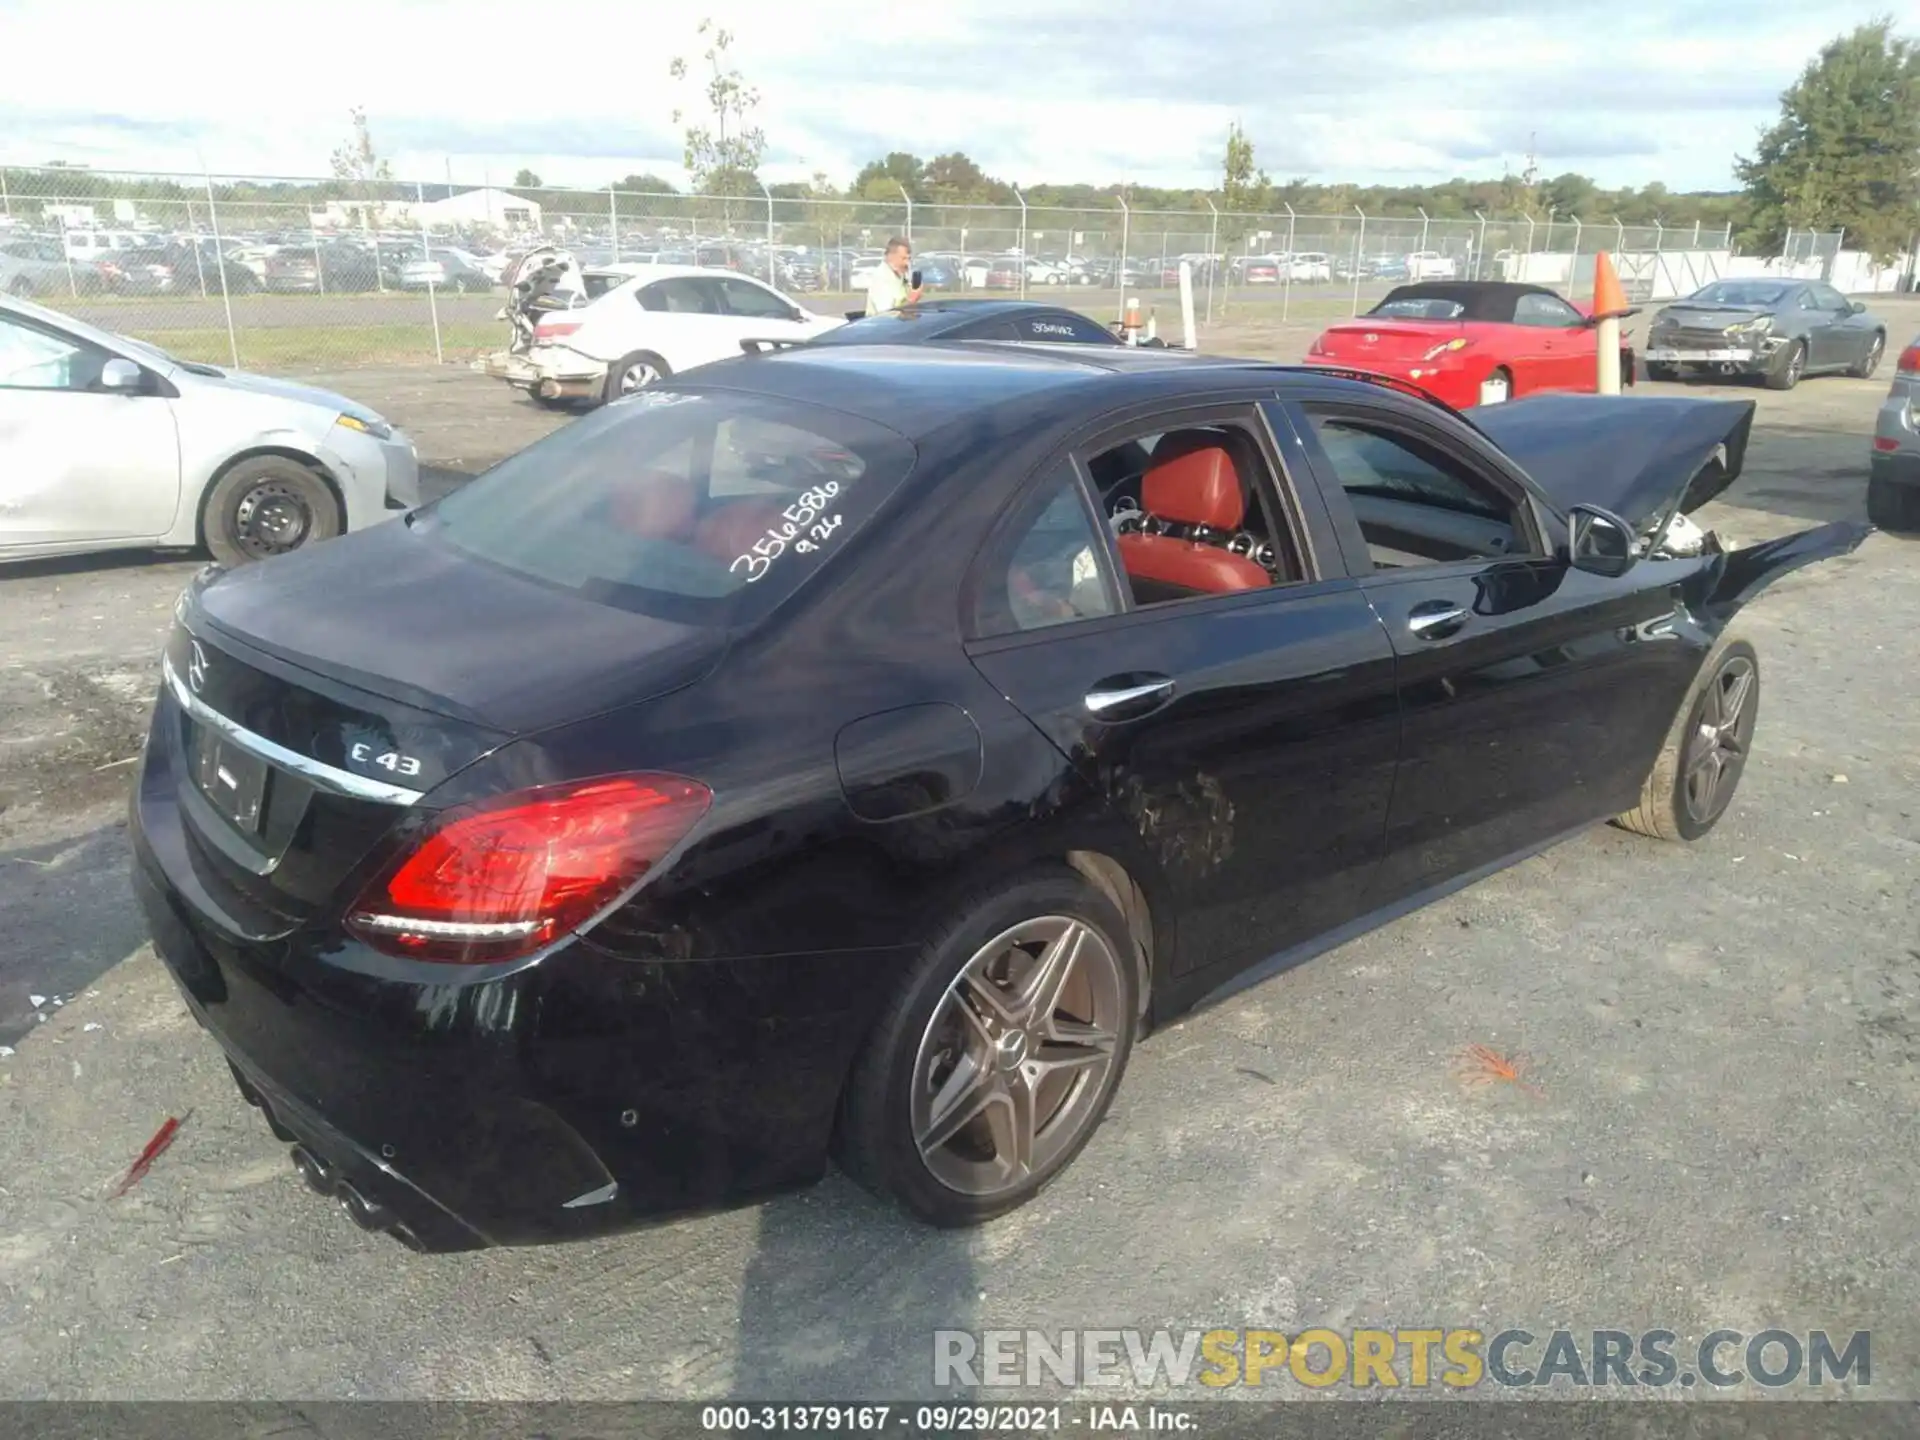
[2,163,1838,376]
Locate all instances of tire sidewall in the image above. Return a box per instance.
[855,872,1139,1227]
[203,457,342,567]
[603,350,670,404]
[1668,639,1760,840]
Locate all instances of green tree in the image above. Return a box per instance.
[328,107,392,228]
[852,152,927,201]
[1736,17,1920,261]
[669,18,766,204]
[512,168,542,189]
[611,172,682,196]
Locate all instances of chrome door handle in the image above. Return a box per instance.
[1085,677,1175,717]
[1407,604,1468,640]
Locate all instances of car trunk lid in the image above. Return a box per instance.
[159,520,727,924]
[1312,319,1466,363]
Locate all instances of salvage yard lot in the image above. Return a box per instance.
[0,303,1915,1400]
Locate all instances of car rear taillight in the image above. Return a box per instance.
[1897,342,1920,376]
[536,320,582,340]
[345,774,711,964]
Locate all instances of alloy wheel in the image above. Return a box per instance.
[1861,336,1883,378]
[910,916,1125,1198]
[1683,655,1756,825]
[1785,346,1804,384]
[618,360,660,394]
[232,481,315,559]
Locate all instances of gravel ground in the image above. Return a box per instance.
[0,304,1914,1402]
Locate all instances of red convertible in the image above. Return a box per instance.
[1305,281,1635,408]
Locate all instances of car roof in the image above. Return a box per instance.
[586,263,774,289]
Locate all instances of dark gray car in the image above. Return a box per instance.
[1644,278,1886,391]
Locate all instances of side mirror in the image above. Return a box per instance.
[1849,300,1866,315]
[1568,504,1637,578]
[99,357,145,393]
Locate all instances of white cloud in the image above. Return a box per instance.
[0,0,1897,192]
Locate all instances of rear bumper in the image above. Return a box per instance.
[1643,342,1775,375]
[1870,448,1920,492]
[127,696,896,1248]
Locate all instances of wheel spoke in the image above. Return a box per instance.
[1688,749,1723,811]
[982,1076,1035,1180]
[917,1051,993,1157]
[1030,1024,1115,1083]
[1017,922,1086,1028]
[960,967,1022,1032]
[1721,669,1753,727]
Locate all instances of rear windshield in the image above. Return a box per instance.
[1371,298,1465,319]
[1686,281,1788,307]
[422,389,916,623]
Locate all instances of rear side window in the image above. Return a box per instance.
[582,272,627,300]
[426,391,917,621]
[972,464,1118,637]
[1513,292,1582,327]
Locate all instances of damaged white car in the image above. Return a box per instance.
[483,264,842,408]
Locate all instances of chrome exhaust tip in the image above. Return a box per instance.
[290,1145,334,1196]
[336,1180,391,1232]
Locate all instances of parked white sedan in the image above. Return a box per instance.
[0,294,419,566]
[516,265,843,405]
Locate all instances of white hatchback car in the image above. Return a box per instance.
[0,294,419,566]
[521,265,843,405]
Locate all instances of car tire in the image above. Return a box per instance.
[202,455,343,567]
[602,350,671,404]
[1849,332,1886,380]
[1764,340,1805,391]
[1867,473,1920,533]
[1478,368,1512,405]
[834,868,1139,1227]
[1646,361,1679,382]
[1614,636,1760,843]
[529,392,574,412]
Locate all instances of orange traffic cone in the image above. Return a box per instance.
[1591,249,1630,319]
[1591,250,1630,394]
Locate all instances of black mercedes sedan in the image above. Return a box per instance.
[129,342,1866,1249]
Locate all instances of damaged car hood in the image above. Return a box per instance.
[1472,394,1757,527]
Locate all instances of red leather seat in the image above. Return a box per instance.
[692,499,786,560]
[1116,445,1269,596]
[608,472,698,539]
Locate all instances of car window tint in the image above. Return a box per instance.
[718,277,795,320]
[1513,292,1582,327]
[974,463,1118,637]
[1795,289,1821,310]
[1015,312,1115,344]
[0,314,100,390]
[1813,284,1850,311]
[427,390,915,623]
[1372,298,1465,320]
[1307,414,1523,569]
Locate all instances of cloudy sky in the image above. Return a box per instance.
[0,0,1896,192]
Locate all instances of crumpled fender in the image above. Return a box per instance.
[1688,520,1872,626]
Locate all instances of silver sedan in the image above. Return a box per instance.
[0,294,419,566]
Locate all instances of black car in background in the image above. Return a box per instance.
[130,343,1866,1251]
[1644,278,1887,389]
[809,299,1131,346]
